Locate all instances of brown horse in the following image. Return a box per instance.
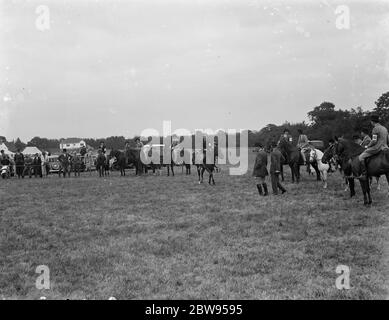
[95,153,107,177]
[193,149,217,185]
[322,138,389,205]
[125,148,144,175]
[278,139,303,183]
[110,150,127,176]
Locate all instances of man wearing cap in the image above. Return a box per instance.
[358,114,389,179]
[270,143,287,195]
[279,128,293,144]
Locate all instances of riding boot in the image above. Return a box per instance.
[359,160,368,180]
[262,183,269,196]
[256,184,263,196]
[278,182,286,194]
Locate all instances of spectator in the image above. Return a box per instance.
[14,149,25,178]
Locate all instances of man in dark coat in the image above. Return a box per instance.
[32,153,42,178]
[252,144,269,196]
[270,144,287,195]
[58,149,72,178]
[14,149,25,178]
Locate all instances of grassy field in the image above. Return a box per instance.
[0,152,388,300]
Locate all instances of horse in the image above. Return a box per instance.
[109,150,127,176]
[278,138,303,183]
[95,153,107,177]
[193,149,217,185]
[168,147,192,176]
[125,148,144,175]
[322,138,389,205]
[309,148,330,189]
[143,146,191,176]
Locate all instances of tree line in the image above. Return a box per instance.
[1,91,388,152]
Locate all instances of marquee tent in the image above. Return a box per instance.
[0,143,14,156]
[22,146,42,156]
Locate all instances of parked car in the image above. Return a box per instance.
[48,155,61,173]
[309,140,325,151]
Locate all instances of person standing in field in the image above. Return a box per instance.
[32,153,42,178]
[253,144,269,196]
[14,149,25,178]
[270,143,287,195]
[41,151,50,177]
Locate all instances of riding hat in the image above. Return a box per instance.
[370,114,380,123]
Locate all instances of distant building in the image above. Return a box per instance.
[59,138,86,150]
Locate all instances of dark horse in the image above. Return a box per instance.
[192,149,218,185]
[110,150,127,176]
[95,153,107,177]
[168,148,192,176]
[278,139,303,183]
[125,148,144,175]
[145,146,191,176]
[322,138,389,205]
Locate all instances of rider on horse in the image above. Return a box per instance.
[297,129,311,164]
[358,114,389,179]
[360,127,372,148]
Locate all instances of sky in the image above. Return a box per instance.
[1,0,389,141]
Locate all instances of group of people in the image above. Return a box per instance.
[253,143,287,196]
[330,114,389,179]
[253,113,389,197]
[0,149,51,178]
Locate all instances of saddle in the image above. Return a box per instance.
[366,148,389,164]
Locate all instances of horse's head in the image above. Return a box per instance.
[309,148,317,163]
[322,144,336,164]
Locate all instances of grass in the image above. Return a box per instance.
[0,152,388,300]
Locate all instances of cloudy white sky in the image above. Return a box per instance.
[1,0,389,141]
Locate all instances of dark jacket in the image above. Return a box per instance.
[0,156,11,166]
[270,149,285,174]
[33,156,42,166]
[253,150,268,178]
[14,152,25,164]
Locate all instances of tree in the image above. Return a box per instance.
[374,91,389,125]
[14,138,26,151]
[308,102,337,126]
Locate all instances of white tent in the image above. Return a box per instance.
[22,146,42,156]
[0,143,14,156]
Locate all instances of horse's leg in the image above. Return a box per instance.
[211,167,215,185]
[359,179,369,205]
[315,164,321,181]
[296,164,300,183]
[290,164,295,183]
[385,173,389,196]
[197,166,201,184]
[280,165,284,182]
[201,167,205,183]
[322,170,328,189]
[171,164,174,176]
[348,178,355,197]
[376,176,381,191]
[367,179,372,204]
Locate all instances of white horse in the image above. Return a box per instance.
[309,148,330,189]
